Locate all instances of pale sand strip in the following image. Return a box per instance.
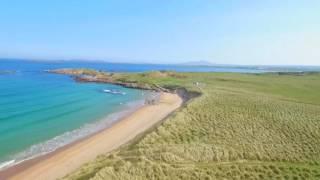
[7,92,182,180]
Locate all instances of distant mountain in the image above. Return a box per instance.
[181,60,215,66]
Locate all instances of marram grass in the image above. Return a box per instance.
[63,72,320,180]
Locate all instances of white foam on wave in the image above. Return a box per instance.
[0,99,147,170]
[0,160,15,170]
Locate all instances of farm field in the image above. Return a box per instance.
[64,72,320,180]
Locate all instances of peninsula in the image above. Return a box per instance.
[1,69,320,179]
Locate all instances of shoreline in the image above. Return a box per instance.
[0,98,146,171]
[0,92,183,180]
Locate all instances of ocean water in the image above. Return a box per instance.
[0,60,150,168]
[0,59,319,169]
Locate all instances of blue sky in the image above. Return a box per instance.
[1,0,320,65]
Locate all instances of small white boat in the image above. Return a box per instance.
[103,89,126,95]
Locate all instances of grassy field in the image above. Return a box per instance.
[64,71,320,180]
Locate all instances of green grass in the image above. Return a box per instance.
[63,72,320,180]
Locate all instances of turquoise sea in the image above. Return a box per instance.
[0,60,148,168]
[0,59,319,169]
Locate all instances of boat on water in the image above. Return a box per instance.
[103,89,126,95]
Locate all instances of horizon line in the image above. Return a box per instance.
[0,57,320,67]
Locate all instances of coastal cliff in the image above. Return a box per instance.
[47,69,178,92]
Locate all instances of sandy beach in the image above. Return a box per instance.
[0,92,183,180]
